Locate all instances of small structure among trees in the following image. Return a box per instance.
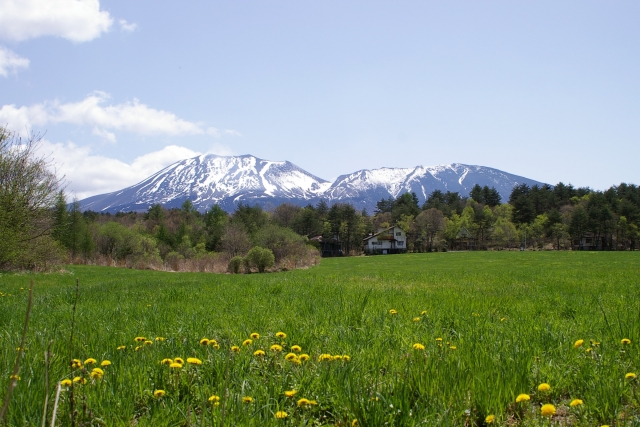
[363,225,407,255]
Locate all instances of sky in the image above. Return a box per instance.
[1,0,638,200]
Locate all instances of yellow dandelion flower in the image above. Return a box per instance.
[291,345,302,353]
[500,317,506,322]
[285,353,298,361]
[333,355,343,361]
[169,362,183,369]
[187,357,202,365]
[343,355,351,361]
[275,411,288,419]
[9,374,20,380]
[144,340,153,346]
[243,339,253,346]
[297,398,317,407]
[253,349,265,357]
[389,309,398,315]
[73,376,86,384]
[413,317,421,322]
[154,390,166,398]
[299,354,310,361]
[134,336,146,342]
[621,338,631,345]
[541,404,556,417]
[276,332,287,339]
[435,337,443,342]
[208,340,219,348]
[625,373,636,379]
[71,359,82,369]
[570,399,583,407]
[449,346,457,350]
[421,310,427,315]
[412,343,425,351]
[515,394,530,403]
[155,337,165,341]
[231,345,240,352]
[242,396,253,403]
[352,419,359,427]
[318,353,332,362]
[270,344,283,352]
[161,358,173,365]
[485,414,495,424]
[100,360,111,367]
[284,390,297,397]
[134,346,141,351]
[250,333,260,339]
[90,368,104,379]
[537,383,551,392]
[84,358,97,365]
[117,345,126,350]
[200,338,210,346]
[60,379,72,387]
[586,347,593,353]
[174,357,184,364]
[590,339,600,346]
[208,395,220,402]
[574,339,584,348]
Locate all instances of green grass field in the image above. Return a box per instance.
[1,252,639,426]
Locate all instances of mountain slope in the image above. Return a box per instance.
[78,155,546,213]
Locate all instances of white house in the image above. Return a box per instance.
[362,225,407,254]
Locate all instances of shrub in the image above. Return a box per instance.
[245,246,275,273]
[228,256,243,274]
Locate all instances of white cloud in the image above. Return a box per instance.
[0,0,113,43]
[0,46,29,76]
[92,127,116,143]
[206,143,235,156]
[39,141,203,199]
[0,92,208,136]
[224,129,243,137]
[206,127,221,137]
[118,19,137,33]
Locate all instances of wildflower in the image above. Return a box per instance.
[291,345,302,353]
[242,396,253,403]
[299,354,310,361]
[9,374,20,380]
[161,358,173,365]
[284,390,297,397]
[590,339,600,346]
[134,337,146,342]
[144,340,153,346]
[117,345,126,350]
[155,337,165,342]
[343,355,351,361]
[134,346,141,351]
[187,357,202,365]
[100,360,111,367]
[449,346,457,350]
[169,362,183,369]
[318,353,332,361]
[574,339,584,348]
[570,399,583,407]
[276,332,287,339]
[413,343,425,351]
[515,394,530,403]
[60,379,72,387]
[231,345,240,353]
[413,317,421,322]
[485,414,495,424]
[297,398,317,407]
[209,340,220,348]
[154,390,166,398]
[625,373,636,379]
[200,338,210,346]
[208,395,220,402]
[352,420,359,426]
[621,338,631,345]
[537,383,551,392]
[71,359,82,369]
[73,376,86,384]
[253,349,265,357]
[586,348,593,353]
[333,355,343,361]
[243,339,253,346]
[270,344,283,352]
[500,317,506,322]
[435,337,443,342]
[285,353,298,361]
[389,309,398,315]
[275,411,288,419]
[90,368,104,379]
[174,357,184,364]
[540,404,556,417]
[250,333,260,339]
[421,310,427,315]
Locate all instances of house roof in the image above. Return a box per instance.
[362,225,403,241]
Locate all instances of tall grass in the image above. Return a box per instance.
[0,252,638,426]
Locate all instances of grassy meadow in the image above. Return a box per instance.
[0,252,639,426]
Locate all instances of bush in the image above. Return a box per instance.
[228,256,243,274]
[245,246,275,273]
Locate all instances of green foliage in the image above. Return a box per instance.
[245,246,275,273]
[227,255,243,273]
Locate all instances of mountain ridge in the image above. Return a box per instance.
[78,154,546,213]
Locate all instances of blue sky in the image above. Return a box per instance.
[1,1,638,199]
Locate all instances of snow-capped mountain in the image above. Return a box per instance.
[78,154,546,213]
